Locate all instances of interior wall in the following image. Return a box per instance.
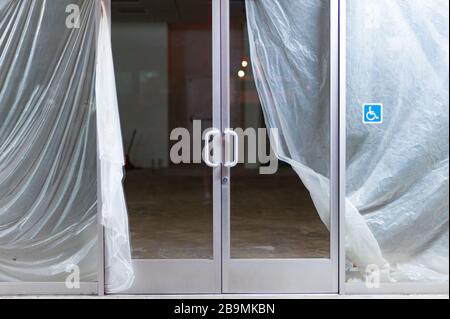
[169,26,212,136]
[112,22,169,168]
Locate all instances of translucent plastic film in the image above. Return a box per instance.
[246,0,332,229]
[246,0,449,282]
[0,0,98,282]
[345,0,449,282]
[0,0,133,291]
[96,0,134,292]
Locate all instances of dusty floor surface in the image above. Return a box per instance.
[125,166,330,260]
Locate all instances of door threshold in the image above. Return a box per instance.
[2,294,448,299]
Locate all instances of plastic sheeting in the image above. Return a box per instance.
[345,0,449,282]
[0,0,133,291]
[0,0,98,282]
[96,0,134,292]
[246,0,449,282]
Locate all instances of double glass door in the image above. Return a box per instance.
[113,0,339,294]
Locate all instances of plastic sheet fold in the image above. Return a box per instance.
[96,0,134,293]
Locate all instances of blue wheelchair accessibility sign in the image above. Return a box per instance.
[363,104,383,124]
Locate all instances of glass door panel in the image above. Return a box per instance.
[115,21,214,261]
[112,0,221,294]
[222,0,338,293]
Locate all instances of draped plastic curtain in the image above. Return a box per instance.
[97,0,134,293]
[0,0,133,292]
[246,0,449,282]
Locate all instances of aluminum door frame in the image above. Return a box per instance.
[122,0,223,295]
[220,0,341,294]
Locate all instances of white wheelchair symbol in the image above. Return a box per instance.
[366,106,379,121]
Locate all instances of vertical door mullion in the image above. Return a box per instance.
[212,0,223,290]
[96,0,105,296]
[338,0,347,294]
[330,0,341,293]
[220,0,231,294]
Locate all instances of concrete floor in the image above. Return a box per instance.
[124,166,330,260]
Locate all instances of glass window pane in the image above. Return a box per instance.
[345,0,449,285]
[112,0,214,260]
[0,0,98,283]
[230,0,331,259]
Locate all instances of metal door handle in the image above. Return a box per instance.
[204,129,221,167]
[224,129,239,168]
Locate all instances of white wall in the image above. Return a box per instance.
[112,22,169,168]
